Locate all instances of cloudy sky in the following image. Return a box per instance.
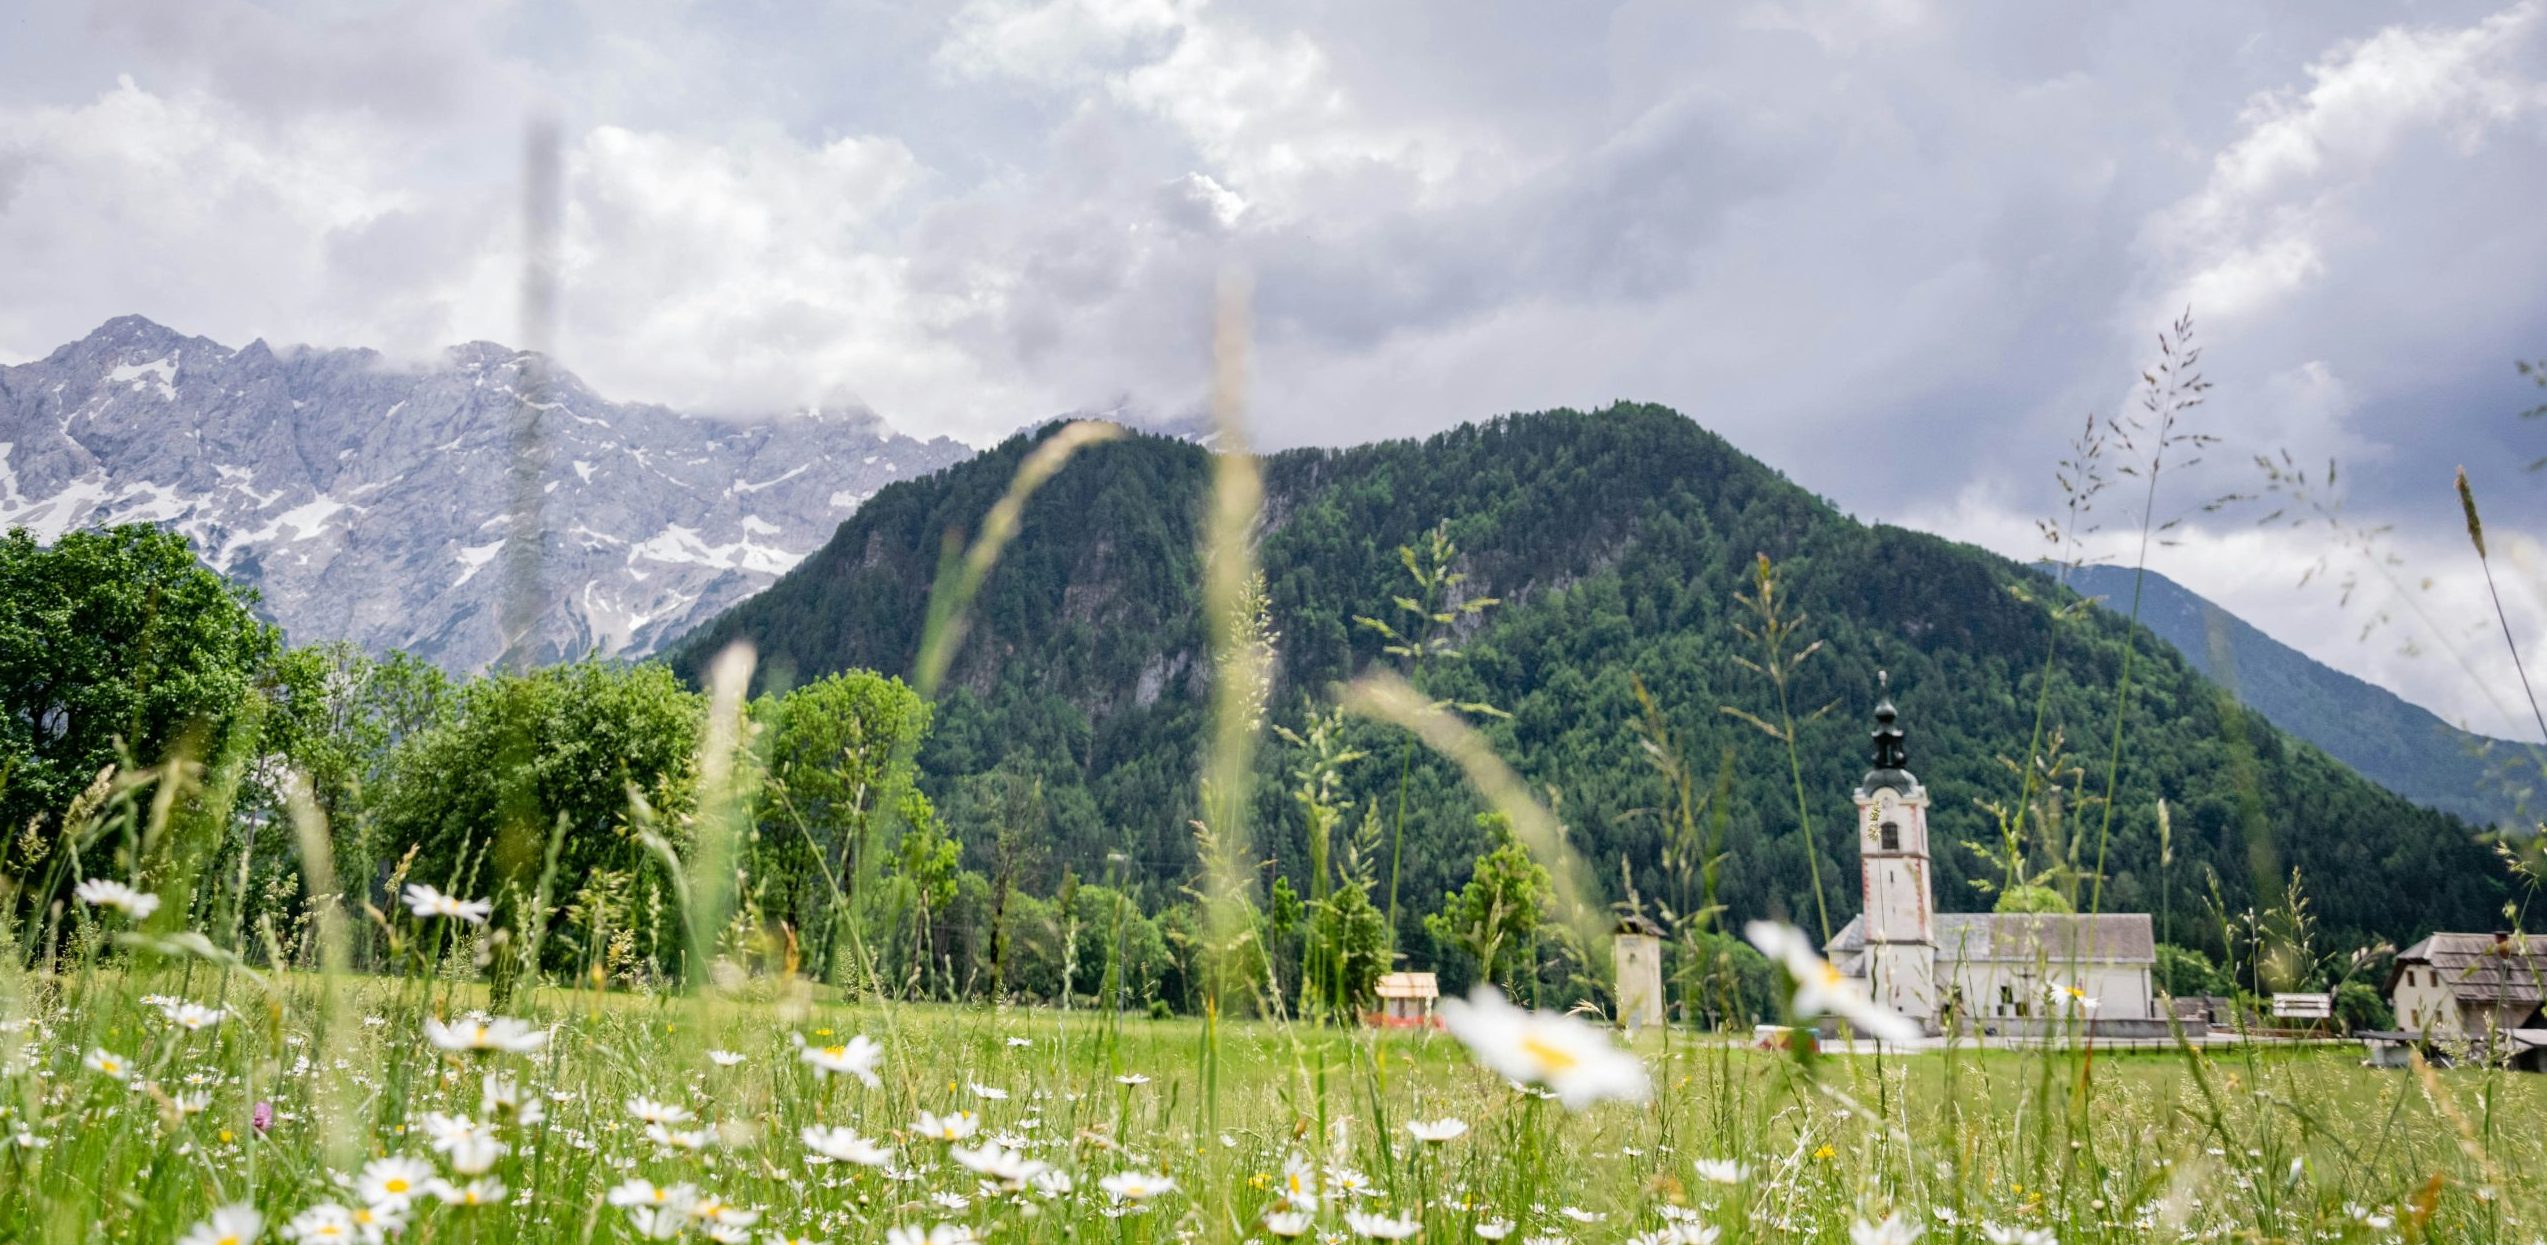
[4,0,2546,736]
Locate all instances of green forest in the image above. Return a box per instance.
[3,405,2520,1027]
[672,405,2515,991]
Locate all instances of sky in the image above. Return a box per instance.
[3,0,2546,738]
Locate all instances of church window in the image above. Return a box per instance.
[1880,821,1900,851]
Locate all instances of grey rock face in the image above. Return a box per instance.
[0,316,971,672]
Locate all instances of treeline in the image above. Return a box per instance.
[5,524,1729,1020]
[675,407,2519,970]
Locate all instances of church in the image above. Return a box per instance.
[1823,690,2163,1037]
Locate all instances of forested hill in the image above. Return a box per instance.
[669,405,2510,957]
[2064,563,2543,827]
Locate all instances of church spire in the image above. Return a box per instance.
[1861,671,1917,796]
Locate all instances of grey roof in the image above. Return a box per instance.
[1827,912,2156,965]
[2390,933,2547,1004]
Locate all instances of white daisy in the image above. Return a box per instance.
[796,1034,883,1085]
[800,1125,894,1166]
[1851,1215,1922,1245]
[911,1110,979,1142]
[1099,1171,1174,1201]
[357,1156,435,1208]
[401,883,493,925]
[178,1203,263,1245]
[1346,1210,1422,1240]
[74,878,161,919]
[1745,921,1921,1043]
[423,1015,547,1054]
[1407,1118,1468,1143]
[1438,986,1651,1110]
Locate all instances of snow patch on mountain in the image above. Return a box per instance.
[0,316,972,672]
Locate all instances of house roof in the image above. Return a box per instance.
[2389,933,2547,1003]
[1375,972,1438,1000]
[1827,912,2156,966]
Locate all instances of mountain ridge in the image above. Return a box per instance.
[2062,563,2543,826]
[0,315,973,672]
[669,405,2511,955]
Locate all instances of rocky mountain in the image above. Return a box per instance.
[2063,563,2543,827]
[0,316,971,672]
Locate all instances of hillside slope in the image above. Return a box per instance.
[671,406,2511,954]
[2064,564,2543,827]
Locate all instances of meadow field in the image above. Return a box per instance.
[3,934,2539,1245]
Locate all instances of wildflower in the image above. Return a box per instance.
[610,1179,700,1212]
[2040,980,2099,1012]
[1407,1118,1468,1143]
[423,1016,547,1054]
[968,1082,1009,1100]
[84,1048,132,1081]
[1812,1144,1837,1161]
[1744,922,1919,1043]
[952,1140,1048,1186]
[1346,1211,1422,1240]
[1278,1154,1320,1209]
[646,1122,713,1152]
[284,1205,359,1244]
[481,1074,543,1125]
[253,1101,274,1133]
[1438,986,1651,1110]
[343,1204,406,1244]
[75,878,161,919]
[419,1114,507,1174]
[1005,1036,1033,1047]
[688,1195,761,1231]
[401,883,493,925]
[1850,1215,1922,1245]
[626,1207,689,1241]
[884,1227,976,1245]
[708,1049,747,1067]
[801,1124,893,1166]
[628,1095,695,1125]
[797,1034,883,1085]
[1099,1170,1175,1201]
[179,1203,263,1245]
[1114,1073,1151,1086]
[911,1110,980,1141]
[357,1156,436,1208]
[1475,1221,1514,1240]
[1693,1158,1748,1184]
[1267,1210,1314,1237]
[427,1176,507,1207]
[159,1001,228,1031]
[765,1235,827,1245]
[1981,1227,2054,1245]
[1031,1168,1075,1197]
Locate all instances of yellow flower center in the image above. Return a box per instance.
[385,1179,409,1194]
[1520,1034,1579,1074]
[822,1045,847,1059]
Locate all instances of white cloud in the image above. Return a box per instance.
[2140,1,2547,330]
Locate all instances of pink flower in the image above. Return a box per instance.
[252,1101,273,1134]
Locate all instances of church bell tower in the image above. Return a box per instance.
[1854,676,1937,1030]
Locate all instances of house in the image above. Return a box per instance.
[1824,688,2162,1038]
[2383,931,2547,1069]
[1371,972,1439,1028]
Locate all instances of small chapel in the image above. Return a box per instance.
[1823,686,2163,1037]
